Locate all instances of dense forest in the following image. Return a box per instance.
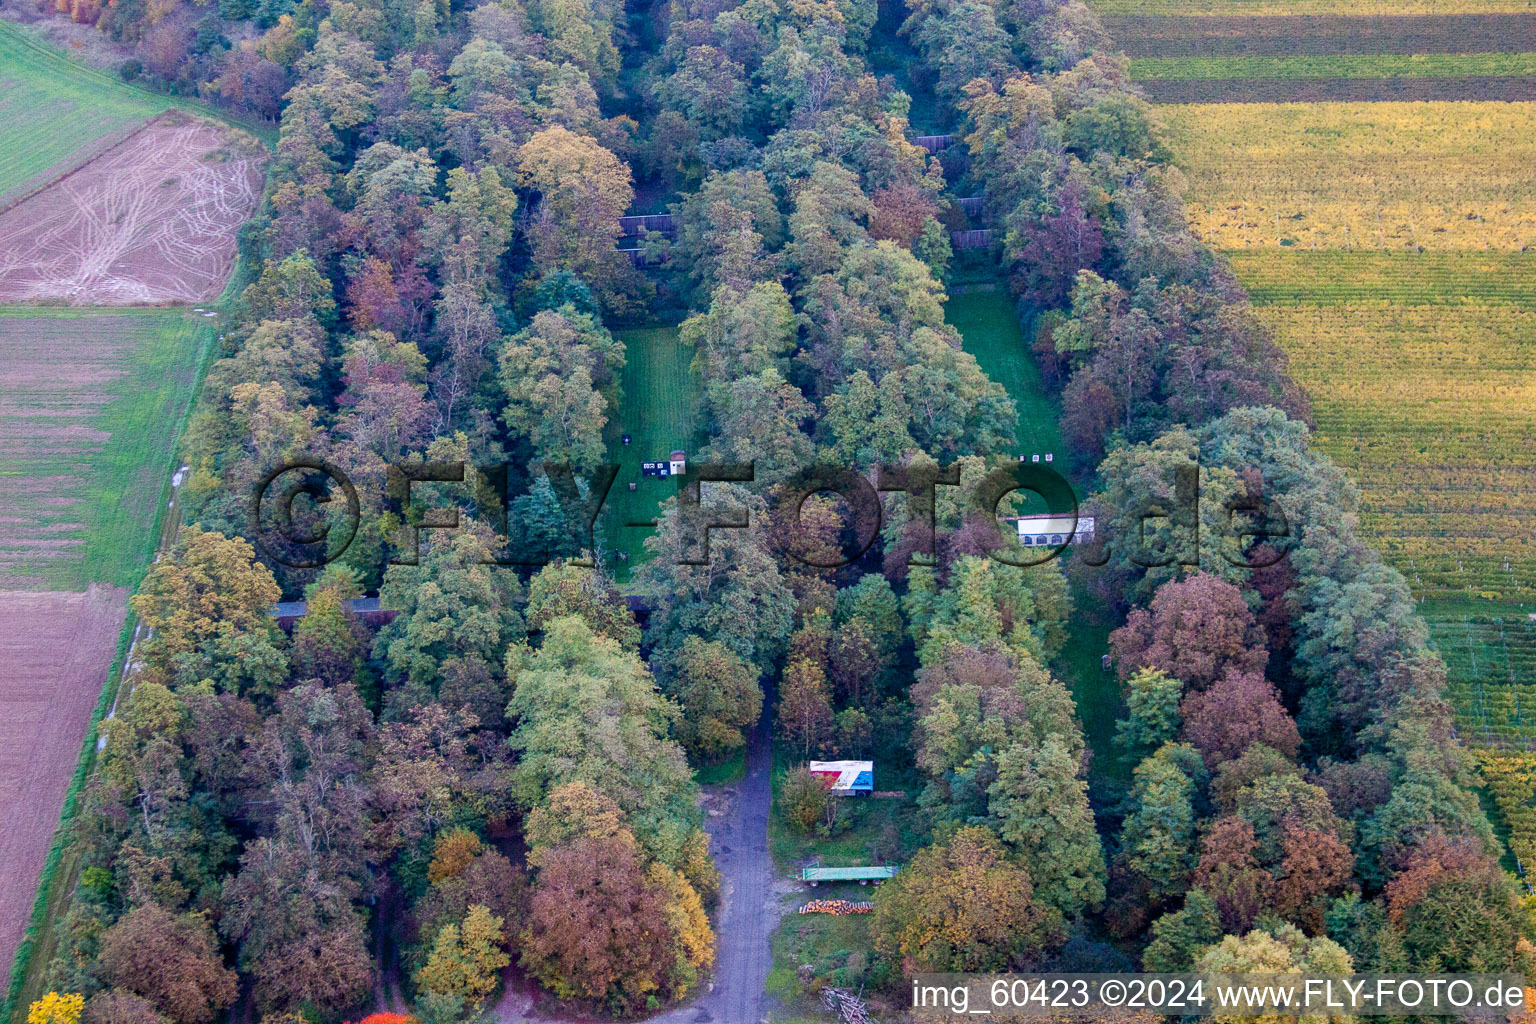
[16,0,1536,1016]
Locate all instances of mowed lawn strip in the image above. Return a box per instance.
[602,324,701,579]
[1131,53,1536,79]
[946,289,1063,458]
[0,308,211,590]
[1163,101,1536,250]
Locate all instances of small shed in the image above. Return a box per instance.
[808,760,874,794]
[269,597,398,630]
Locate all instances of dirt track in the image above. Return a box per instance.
[653,714,782,1024]
[0,115,264,304]
[0,585,127,991]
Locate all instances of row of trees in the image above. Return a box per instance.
[39,5,730,1014]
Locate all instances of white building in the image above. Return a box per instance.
[1004,513,1095,547]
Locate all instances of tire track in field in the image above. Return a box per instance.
[0,116,264,304]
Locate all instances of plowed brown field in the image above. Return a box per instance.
[0,585,127,990]
[0,115,264,304]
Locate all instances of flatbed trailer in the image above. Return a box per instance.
[801,865,898,885]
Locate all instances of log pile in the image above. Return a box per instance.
[822,986,879,1024]
[799,899,873,915]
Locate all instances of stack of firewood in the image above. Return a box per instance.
[822,986,878,1024]
[798,899,873,915]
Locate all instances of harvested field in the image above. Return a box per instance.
[0,116,265,305]
[1226,250,1536,304]
[0,308,209,589]
[1106,14,1536,56]
[1164,101,1536,250]
[1139,76,1536,102]
[1100,4,1536,19]
[0,585,128,991]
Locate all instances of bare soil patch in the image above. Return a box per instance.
[1107,13,1536,56]
[0,114,264,304]
[0,585,127,990]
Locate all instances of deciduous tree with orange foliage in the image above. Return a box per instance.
[872,826,1064,972]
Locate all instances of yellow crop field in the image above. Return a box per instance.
[1241,274,1536,600]
[1164,102,1536,250]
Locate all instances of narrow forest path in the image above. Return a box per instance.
[652,712,780,1024]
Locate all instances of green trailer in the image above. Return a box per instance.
[801,865,899,885]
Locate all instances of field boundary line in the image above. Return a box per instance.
[0,117,157,216]
[0,314,214,1024]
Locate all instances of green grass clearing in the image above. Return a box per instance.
[768,741,925,873]
[0,307,212,590]
[944,287,1126,784]
[693,747,747,786]
[1054,581,1131,790]
[599,323,701,583]
[947,289,1064,459]
[1132,53,1536,80]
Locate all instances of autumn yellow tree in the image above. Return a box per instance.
[872,826,1063,972]
[646,863,715,999]
[414,905,511,1004]
[131,526,282,662]
[29,993,84,1024]
[427,829,485,885]
[514,127,634,290]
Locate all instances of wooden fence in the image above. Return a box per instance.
[950,228,994,249]
[618,213,674,236]
[911,133,957,153]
